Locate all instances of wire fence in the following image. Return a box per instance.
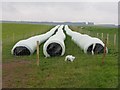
[2,28,118,66]
[4,31,118,50]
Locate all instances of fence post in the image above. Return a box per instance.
[13,33,15,43]
[102,38,107,64]
[97,33,99,37]
[101,33,104,41]
[37,41,40,66]
[107,33,109,45]
[114,33,116,48]
[88,31,90,35]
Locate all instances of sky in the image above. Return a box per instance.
[1,1,118,25]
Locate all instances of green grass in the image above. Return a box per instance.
[0,23,2,40]
[2,23,118,88]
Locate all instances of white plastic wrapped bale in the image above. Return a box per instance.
[11,25,60,56]
[64,25,108,55]
[43,25,66,57]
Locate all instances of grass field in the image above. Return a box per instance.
[2,23,118,88]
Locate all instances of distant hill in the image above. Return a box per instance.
[1,20,87,26]
[1,20,117,28]
[96,24,117,28]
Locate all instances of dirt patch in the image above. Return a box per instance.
[2,60,34,88]
[3,60,32,70]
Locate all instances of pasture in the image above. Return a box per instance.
[2,23,118,88]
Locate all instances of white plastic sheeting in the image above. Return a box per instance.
[64,25,108,55]
[43,25,66,57]
[11,25,60,56]
[65,55,75,62]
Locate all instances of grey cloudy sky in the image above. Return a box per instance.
[2,2,118,25]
